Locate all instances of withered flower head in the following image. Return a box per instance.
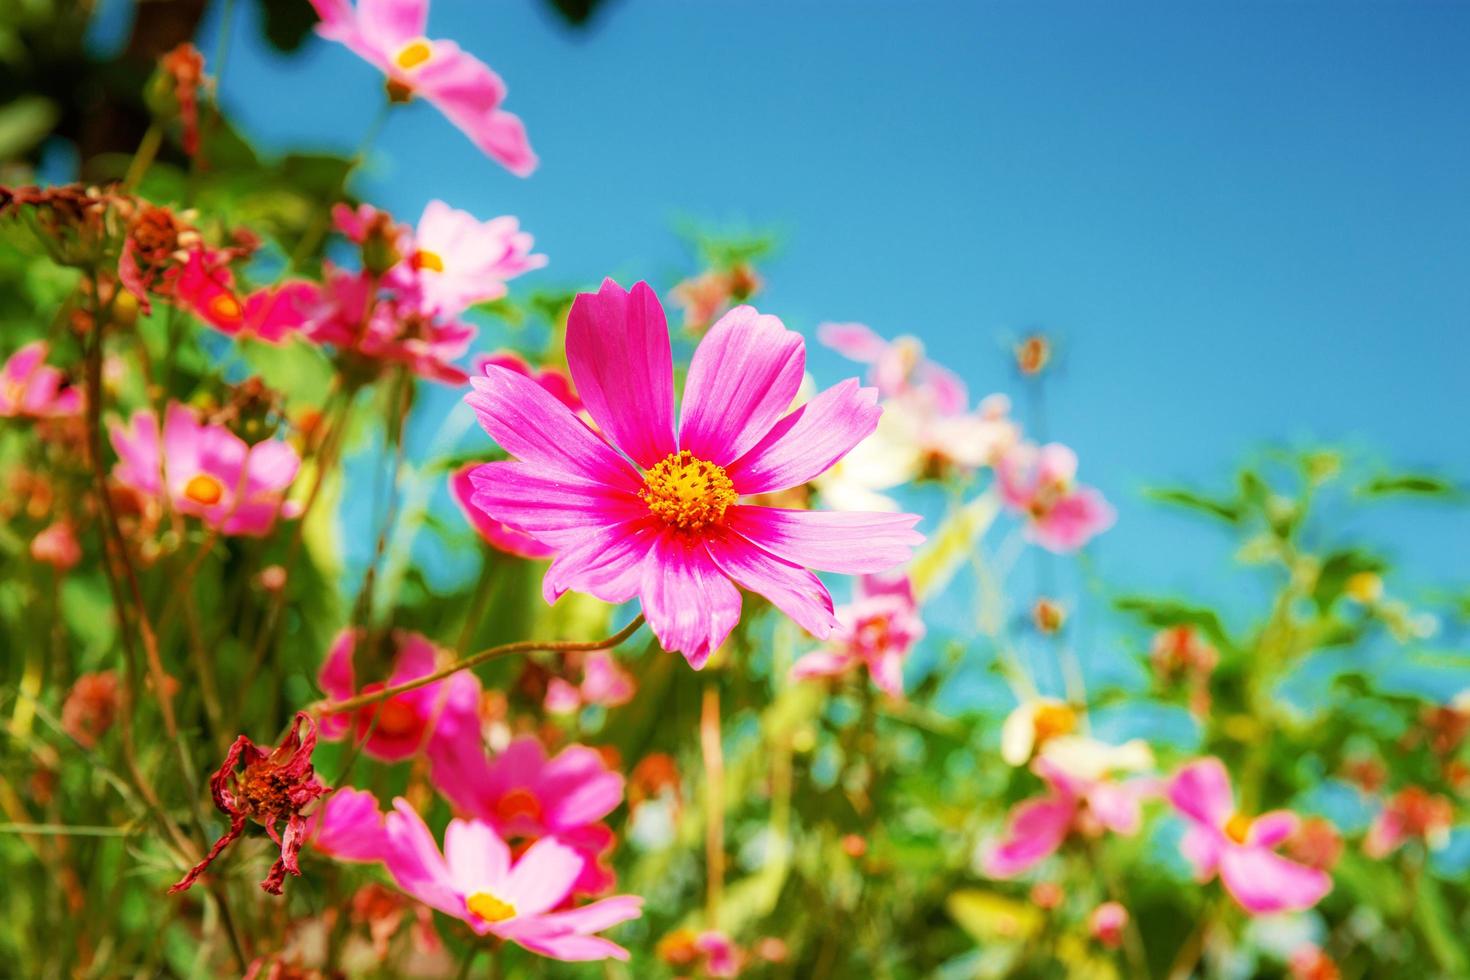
[169,712,329,896]
[0,183,130,268]
[1015,333,1052,376]
[61,671,120,748]
[154,43,208,157]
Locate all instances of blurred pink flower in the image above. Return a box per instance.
[30,521,81,571]
[430,733,623,896]
[303,266,475,383]
[996,442,1114,552]
[381,800,641,960]
[545,651,636,715]
[110,402,302,537]
[308,0,537,175]
[307,787,390,863]
[818,322,967,414]
[1088,901,1128,948]
[0,341,81,419]
[790,573,923,697]
[1167,757,1331,915]
[464,278,922,667]
[394,200,544,316]
[318,629,480,762]
[1363,785,1452,858]
[983,740,1154,878]
[232,280,318,343]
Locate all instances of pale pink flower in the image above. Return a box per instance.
[790,573,923,697]
[544,651,636,715]
[0,341,81,418]
[30,521,81,571]
[430,733,623,896]
[110,402,302,537]
[394,200,544,316]
[381,800,642,960]
[996,442,1114,552]
[983,739,1154,878]
[1089,901,1128,948]
[1168,758,1332,915]
[318,630,480,762]
[464,278,923,667]
[818,322,967,414]
[308,0,536,175]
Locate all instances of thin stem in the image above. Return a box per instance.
[311,615,646,717]
[700,682,725,930]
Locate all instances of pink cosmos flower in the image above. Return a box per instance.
[381,800,642,960]
[790,573,923,697]
[30,521,82,571]
[1089,901,1128,948]
[318,629,480,762]
[307,787,390,863]
[430,733,623,896]
[308,0,536,175]
[818,322,967,414]
[394,201,544,316]
[544,650,636,715]
[110,402,302,537]
[464,278,923,667]
[996,442,1114,552]
[1167,758,1332,915]
[0,341,82,418]
[304,266,475,384]
[983,740,1154,878]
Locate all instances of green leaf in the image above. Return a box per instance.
[1143,486,1241,523]
[1357,473,1462,499]
[0,96,59,160]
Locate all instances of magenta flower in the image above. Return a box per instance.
[308,0,536,175]
[0,341,81,419]
[110,402,302,537]
[983,744,1154,878]
[790,573,923,697]
[464,278,923,667]
[431,733,623,896]
[318,629,480,762]
[307,787,390,863]
[234,281,318,344]
[996,442,1114,553]
[818,321,968,414]
[393,200,545,316]
[1167,758,1332,915]
[545,650,636,715]
[381,800,642,960]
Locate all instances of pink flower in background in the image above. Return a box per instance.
[381,800,642,960]
[1089,901,1128,948]
[30,521,81,571]
[983,738,1154,878]
[233,281,318,343]
[0,342,81,418]
[997,442,1114,552]
[545,651,636,715]
[318,630,480,762]
[431,733,623,896]
[464,278,923,667]
[818,322,968,414]
[307,787,390,863]
[1167,757,1332,915]
[308,0,537,175]
[394,201,544,316]
[791,573,924,697]
[1362,785,1452,858]
[110,402,302,537]
[304,266,475,383]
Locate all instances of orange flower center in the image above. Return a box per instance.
[371,698,420,738]
[494,787,543,824]
[411,249,445,273]
[1032,703,1078,745]
[465,890,517,923]
[209,293,243,324]
[641,450,736,531]
[1224,812,1253,844]
[183,473,225,506]
[393,40,433,71]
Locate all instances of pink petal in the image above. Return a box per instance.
[1168,758,1235,828]
[1219,845,1332,915]
[1179,825,1223,881]
[467,461,645,549]
[539,746,625,829]
[541,518,662,606]
[504,837,583,916]
[724,506,923,574]
[415,45,537,177]
[678,305,804,466]
[382,799,462,917]
[790,650,853,681]
[639,532,742,668]
[1086,781,1143,835]
[868,651,905,698]
[465,366,641,488]
[504,928,630,962]
[982,795,1074,878]
[444,819,512,895]
[358,0,425,46]
[450,463,554,559]
[1248,810,1300,848]
[109,411,163,495]
[566,279,677,469]
[1029,487,1115,553]
[308,788,387,863]
[724,379,881,493]
[917,361,969,414]
[703,527,837,641]
[816,322,888,362]
[533,894,644,934]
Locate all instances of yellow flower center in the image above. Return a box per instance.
[1224,812,1253,844]
[394,40,433,71]
[412,249,445,273]
[209,293,243,323]
[183,473,225,506]
[641,450,737,531]
[466,890,517,923]
[1032,702,1077,745]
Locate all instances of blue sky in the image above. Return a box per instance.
[171,2,1468,660]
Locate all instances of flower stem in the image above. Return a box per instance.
[701,682,725,930]
[309,615,646,717]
